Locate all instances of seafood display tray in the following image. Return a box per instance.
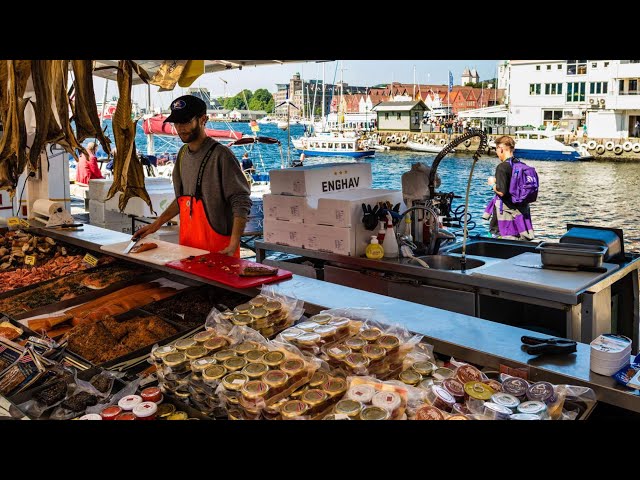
[11,270,164,321]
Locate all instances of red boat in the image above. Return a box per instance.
[141,115,243,141]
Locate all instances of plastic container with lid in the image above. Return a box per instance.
[517,400,548,417]
[427,385,456,412]
[463,382,495,401]
[327,317,351,337]
[232,314,252,327]
[343,352,370,373]
[346,383,376,403]
[118,394,143,411]
[491,392,520,410]
[414,405,447,420]
[78,413,102,420]
[362,344,386,362]
[280,328,303,343]
[162,352,189,373]
[295,332,321,347]
[501,377,530,399]
[249,295,268,307]
[344,337,367,351]
[455,364,485,384]
[372,390,403,415]
[526,381,556,404]
[313,325,338,343]
[151,344,177,362]
[190,356,217,374]
[185,345,208,361]
[432,367,455,382]
[442,378,465,401]
[264,300,282,313]
[100,405,123,420]
[360,327,383,343]
[133,401,158,420]
[174,338,197,351]
[235,341,263,355]
[326,344,352,361]
[510,413,542,420]
[193,330,216,343]
[203,336,228,353]
[309,313,333,325]
[213,349,237,362]
[399,369,422,386]
[140,386,163,404]
[483,402,513,420]
[412,361,436,377]
[376,334,400,353]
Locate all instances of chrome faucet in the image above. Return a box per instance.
[395,204,456,256]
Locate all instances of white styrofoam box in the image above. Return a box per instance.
[305,188,404,228]
[148,225,180,245]
[91,220,133,234]
[263,194,306,223]
[71,182,90,199]
[104,192,175,218]
[304,223,355,256]
[89,200,131,224]
[269,162,372,197]
[88,179,113,201]
[263,219,305,248]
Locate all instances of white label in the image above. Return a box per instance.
[232,379,245,385]
[334,413,349,420]
[329,348,342,355]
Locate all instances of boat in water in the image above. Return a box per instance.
[406,139,456,154]
[292,132,375,158]
[141,114,243,142]
[498,130,593,161]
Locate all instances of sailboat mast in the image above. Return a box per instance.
[146,83,154,155]
[321,63,325,130]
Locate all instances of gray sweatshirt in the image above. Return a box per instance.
[172,137,252,235]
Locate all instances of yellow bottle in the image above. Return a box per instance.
[366,235,384,259]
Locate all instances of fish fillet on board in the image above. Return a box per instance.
[105,60,154,214]
[71,60,111,154]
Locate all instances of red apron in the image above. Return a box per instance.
[177,143,240,258]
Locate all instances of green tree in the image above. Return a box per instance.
[266,98,275,113]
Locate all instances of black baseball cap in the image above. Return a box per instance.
[164,95,207,124]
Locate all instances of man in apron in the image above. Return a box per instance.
[132,95,252,257]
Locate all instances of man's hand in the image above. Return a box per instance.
[132,222,161,240]
[218,239,240,256]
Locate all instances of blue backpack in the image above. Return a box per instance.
[508,159,539,204]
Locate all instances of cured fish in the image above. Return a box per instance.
[105,60,153,214]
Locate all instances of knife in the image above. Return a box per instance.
[123,237,140,254]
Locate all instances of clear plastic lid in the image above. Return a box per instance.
[346,384,376,403]
[118,395,143,411]
[372,390,402,412]
[133,401,158,418]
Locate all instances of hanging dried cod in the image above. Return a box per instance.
[105,60,154,214]
[70,60,111,155]
[0,61,31,194]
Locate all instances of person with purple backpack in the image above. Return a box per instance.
[483,135,536,240]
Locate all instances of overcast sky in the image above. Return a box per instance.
[93,60,501,110]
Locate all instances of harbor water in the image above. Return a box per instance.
[101,120,640,253]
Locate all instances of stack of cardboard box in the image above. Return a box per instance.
[264,163,404,256]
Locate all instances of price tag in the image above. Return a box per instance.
[7,217,20,228]
[19,219,30,229]
[83,253,99,267]
[24,255,36,266]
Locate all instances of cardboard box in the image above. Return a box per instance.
[263,194,306,223]
[305,188,404,228]
[304,223,355,256]
[263,219,305,248]
[269,162,372,197]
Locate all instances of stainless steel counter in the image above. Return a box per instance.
[31,224,640,413]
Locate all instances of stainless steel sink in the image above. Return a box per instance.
[409,255,485,270]
[443,240,540,259]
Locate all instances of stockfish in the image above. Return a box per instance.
[105,60,154,214]
[70,60,111,154]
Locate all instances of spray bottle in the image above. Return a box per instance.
[382,213,399,258]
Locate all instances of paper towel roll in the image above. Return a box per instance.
[33,199,64,217]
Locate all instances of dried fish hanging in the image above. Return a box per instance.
[0,60,31,195]
[105,60,154,214]
[70,60,111,155]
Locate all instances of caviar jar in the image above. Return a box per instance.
[263,350,286,368]
[296,321,319,332]
[280,400,308,420]
[360,327,383,343]
[235,341,262,356]
[376,334,400,354]
[190,357,217,375]
[163,352,189,374]
[362,344,386,362]
[222,373,249,392]
[193,330,216,344]
[308,371,329,389]
[322,377,348,399]
[309,313,333,325]
[240,380,270,414]
[249,295,268,307]
[245,349,266,363]
[280,358,306,384]
[262,370,289,397]
[151,345,177,363]
[264,300,282,314]
[224,356,248,372]
[214,349,237,362]
[399,369,422,386]
[203,365,227,384]
[280,328,303,343]
[249,308,269,328]
[301,389,330,416]
[325,344,351,362]
[185,345,208,361]
[174,338,197,351]
[360,405,389,420]
[203,337,228,353]
[166,411,188,420]
[327,317,351,337]
[314,325,338,343]
[232,313,252,327]
[334,399,362,418]
[412,361,436,377]
[344,352,370,372]
[242,362,269,379]
[295,332,321,347]
[344,337,367,351]
[234,303,252,314]
[156,403,176,419]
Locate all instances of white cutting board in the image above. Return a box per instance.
[469,252,619,295]
[100,239,209,266]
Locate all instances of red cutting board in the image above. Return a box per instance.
[165,253,292,289]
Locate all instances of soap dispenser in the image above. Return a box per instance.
[382,214,399,258]
[366,235,384,259]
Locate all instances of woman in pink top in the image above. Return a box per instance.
[76,141,104,185]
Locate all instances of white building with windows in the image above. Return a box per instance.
[506,60,640,139]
